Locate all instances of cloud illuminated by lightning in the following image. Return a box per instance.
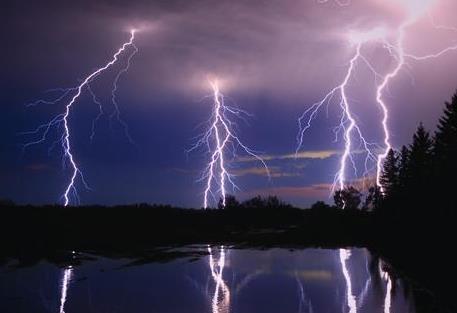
[22,30,138,206]
[189,80,270,208]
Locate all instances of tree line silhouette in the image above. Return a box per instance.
[333,91,457,217]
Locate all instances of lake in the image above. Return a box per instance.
[0,247,413,313]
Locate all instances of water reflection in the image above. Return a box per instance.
[339,249,358,313]
[295,272,314,313]
[208,246,230,313]
[59,266,73,313]
[338,249,398,313]
[0,248,413,313]
[379,262,393,313]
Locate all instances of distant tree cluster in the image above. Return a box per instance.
[377,91,457,215]
[217,195,293,211]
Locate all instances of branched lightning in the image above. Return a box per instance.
[22,30,138,206]
[296,40,379,195]
[375,7,457,191]
[189,80,270,208]
[300,1,457,195]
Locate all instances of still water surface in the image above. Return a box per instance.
[0,247,414,313]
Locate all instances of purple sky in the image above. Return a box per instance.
[1,0,457,207]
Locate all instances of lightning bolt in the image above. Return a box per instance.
[375,6,457,191]
[300,1,457,194]
[296,40,379,195]
[208,245,231,313]
[22,30,138,206]
[189,80,270,209]
[59,266,73,313]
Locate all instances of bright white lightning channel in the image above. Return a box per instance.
[189,80,270,209]
[22,30,138,206]
[296,38,380,194]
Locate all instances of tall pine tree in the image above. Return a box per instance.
[433,92,457,210]
[380,149,399,199]
[407,123,433,207]
[398,145,410,192]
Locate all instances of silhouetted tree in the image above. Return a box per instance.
[397,145,410,192]
[408,123,433,192]
[363,186,382,211]
[310,201,332,210]
[241,196,264,209]
[433,92,457,210]
[218,195,239,209]
[406,124,433,208]
[264,196,282,209]
[334,186,362,210]
[380,149,399,199]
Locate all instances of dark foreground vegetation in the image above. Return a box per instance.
[1,92,457,312]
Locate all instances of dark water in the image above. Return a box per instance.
[0,247,414,313]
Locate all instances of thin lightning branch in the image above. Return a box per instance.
[23,30,138,206]
[189,80,270,209]
[109,42,139,146]
[88,83,104,143]
[403,44,457,61]
[428,13,457,33]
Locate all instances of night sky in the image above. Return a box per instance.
[1,0,457,208]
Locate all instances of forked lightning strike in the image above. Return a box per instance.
[22,30,138,206]
[375,3,457,191]
[296,39,379,194]
[190,80,269,208]
[299,0,457,195]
